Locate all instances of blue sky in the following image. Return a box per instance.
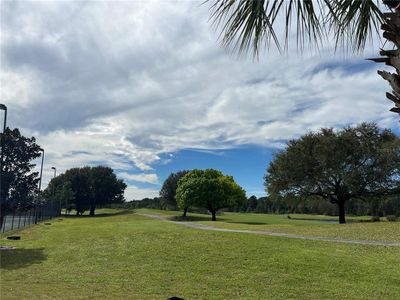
[152,147,275,198]
[1,1,399,200]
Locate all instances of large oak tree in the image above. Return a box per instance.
[265,123,400,223]
[47,166,126,215]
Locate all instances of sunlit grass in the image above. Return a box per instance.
[138,209,400,242]
[1,209,399,299]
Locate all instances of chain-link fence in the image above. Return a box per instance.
[1,201,60,233]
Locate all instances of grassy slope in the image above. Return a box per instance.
[1,209,399,299]
[139,209,400,243]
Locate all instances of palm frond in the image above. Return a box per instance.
[206,0,385,57]
[328,0,384,53]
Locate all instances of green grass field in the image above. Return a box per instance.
[1,209,399,299]
[138,209,400,243]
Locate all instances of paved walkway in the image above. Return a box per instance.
[138,213,400,247]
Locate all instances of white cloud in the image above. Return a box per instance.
[124,186,159,201]
[118,172,159,185]
[1,0,399,197]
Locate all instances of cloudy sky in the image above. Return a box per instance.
[1,0,399,200]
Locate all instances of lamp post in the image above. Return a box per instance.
[38,148,44,193]
[51,167,60,215]
[35,148,44,224]
[0,104,7,205]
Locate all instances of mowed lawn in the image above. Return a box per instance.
[139,209,400,243]
[1,209,399,299]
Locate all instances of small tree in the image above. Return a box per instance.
[159,170,189,212]
[176,169,247,221]
[265,123,400,224]
[247,195,258,212]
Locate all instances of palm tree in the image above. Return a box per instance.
[207,0,400,116]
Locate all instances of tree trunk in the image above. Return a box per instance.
[182,206,188,217]
[211,210,216,221]
[371,4,400,117]
[89,204,95,216]
[76,210,79,216]
[337,201,346,224]
[0,213,4,232]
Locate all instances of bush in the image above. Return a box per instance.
[371,216,380,222]
[386,215,398,222]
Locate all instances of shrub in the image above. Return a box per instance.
[386,215,398,222]
[371,216,380,222]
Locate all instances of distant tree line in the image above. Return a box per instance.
[123,193,400,218]
[228,194,400,217]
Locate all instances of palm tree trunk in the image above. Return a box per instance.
[371,2,400,116]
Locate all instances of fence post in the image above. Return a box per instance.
[34,205,38,224]
[10,212,15,230]
[1,215,5,233]
[18,210,21,229]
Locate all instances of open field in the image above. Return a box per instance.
[1,209,400,299]
[137,209,400,243]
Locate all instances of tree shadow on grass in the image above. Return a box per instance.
[171,215,213,222]
[170,215,268,225]
[226,221,269,225]
[65,210,134,218]
[0,248,46,270]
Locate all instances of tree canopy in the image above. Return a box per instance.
[176,169,247,221]
[1,128,42,217]
[265,123,400,223]
[47,166,126,215]
[159,170,190,211]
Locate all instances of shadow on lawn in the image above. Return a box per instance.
[65,210,134,218]
[0,248,46,270]
[226,221,269,225]
[171,215,213,222]
[170,215,268,225]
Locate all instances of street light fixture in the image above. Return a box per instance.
[0,104,7,204]
[0,104,7,132]
[51,167,56,178]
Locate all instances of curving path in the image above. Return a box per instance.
[138,213,400,247]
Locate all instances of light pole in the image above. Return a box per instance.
[35,148,44,224]
[38,148,45,193]
[51,167,60,215]
[0,104,7,206]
